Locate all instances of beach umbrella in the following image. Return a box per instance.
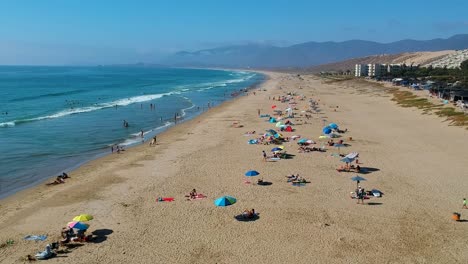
[245,170,260,177]
[334,143,346,154]
[298,138,308,144]
[275,122,284,127]
[72,214,93,222]
[345,152,359,159]
[274,133,283,139]
[67,221,89,230]
[266,129,277,135]
[214,196,237,207]
[322,126,332,135]
[318,135,329,139]
[340,157,355,163]
[277,145,285,150]
[329,123,339,129]
[271,147,282,152]
[351,176,367,188]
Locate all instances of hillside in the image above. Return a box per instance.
[163,34,468,68]
[306,50,456,73]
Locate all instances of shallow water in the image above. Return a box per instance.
[0,66,263,198]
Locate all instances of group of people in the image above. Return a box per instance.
[337,163,361,172]
[46,172,70,185]
[297,146,325,153]
[60,226,90,244]
[285,174,307,183]
[111,145,125,153]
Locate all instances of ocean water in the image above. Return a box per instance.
[0,66,263,198]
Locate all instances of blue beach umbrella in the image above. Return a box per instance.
[67,221,89,230]
[266,129,277,135]
[340,157,355,163]
[214,196,237,207]
[351,176,366,182]
[245,170,260,177]
[271,147,282,152]
[322,126,332,135]
[351,176,366,188]
[334,144,346,148]
[298,138,308,144]
[329,123,339,129]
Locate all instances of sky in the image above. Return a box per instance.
[0,0,467,65]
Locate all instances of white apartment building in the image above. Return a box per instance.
[355,63,403,77]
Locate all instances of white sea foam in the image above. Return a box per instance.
[1,92,173,128]
[120,122,172,146]
[0,121,15,127]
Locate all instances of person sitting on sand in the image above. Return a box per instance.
[60,227,75,244]
[189,189,197,199]
[242,209,255,219]
[47,176,65,185]
[327,140,334,146]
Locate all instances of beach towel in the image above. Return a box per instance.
[24,235,47,241]
[157,197,175,202]
[189,194,207,200]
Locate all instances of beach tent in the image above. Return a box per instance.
[276,122,284,128]
[285,126,293,132]
[269,118,277,123]
[329,123,338,129]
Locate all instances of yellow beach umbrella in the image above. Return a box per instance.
[73,214,94,222]
[277,145,285,150]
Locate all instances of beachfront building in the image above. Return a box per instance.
[355,64,366,77]
[355,63,405,77]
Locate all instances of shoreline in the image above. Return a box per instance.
[0,70,266,200]
[1,71,468,263]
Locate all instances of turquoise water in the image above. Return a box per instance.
[0,66,263,198]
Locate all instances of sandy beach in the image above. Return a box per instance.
[1,71,468,263]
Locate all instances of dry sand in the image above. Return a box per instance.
[1,72,468,263]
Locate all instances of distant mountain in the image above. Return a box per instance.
[163,34,468,68]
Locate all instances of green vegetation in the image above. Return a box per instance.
[388,89,468,128]
[383,59,468,87]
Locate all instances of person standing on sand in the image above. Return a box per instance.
[262,150,267,162]
[463,198,467,209]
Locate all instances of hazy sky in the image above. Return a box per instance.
[1,0,467,65]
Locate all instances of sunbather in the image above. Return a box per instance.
[189,189,197,199]
[46,176,65,185]
[242,209,256,219]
